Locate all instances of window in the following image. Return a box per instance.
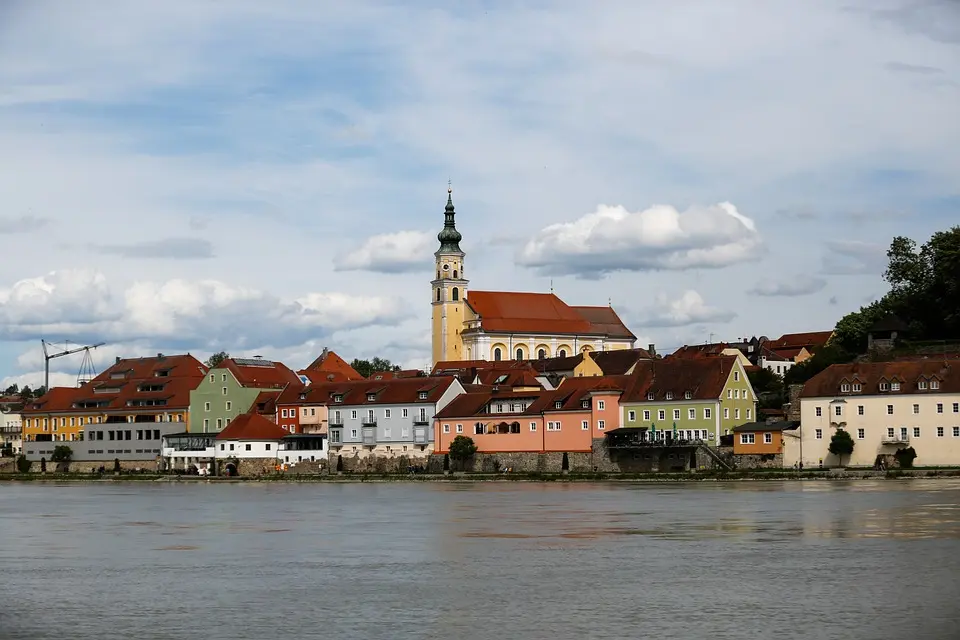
[852,383,862,392]
[734,371,740,381]
[351,410,357,419]
[954,403,960,413]
[554,401,563,409]
[857,428,865,439]
[452,287,459,301]
[209,374,215,383]
[724,408,729,419]
[367,393,376,402]
[727,390,732,399]
[666,392,673,400]
[266,444,271,450]
[913,427,921,438]
[891,382,901,391]
[746,409,752,420]
[203,419,209,429]
[419,391,428,400]
[558,349,566,358]
[582,420,589,430]
[913,404,920,414]
[704,408,712,419]
[734,390,740,399]
[598,400,605,410]
[815,429,822,440]
[515,347,524,360]
[931,380,940,390]
[334,394,343,403]
[841,383,851,393]
[351,429,358,438]
[474,423,484,435]
[858,405,864,416]
[643,410,651,421]
[204,402,210,412]
[688,408,695,420]
[402,408,409,418]
[456,424,463,433]
[384,428,392,439]
[245,444,252,451]
[647,393,655,401]
[628,410,636,421]
[281,409,288,418]
[673,409,680,420]
[919,380,928,390]
[834,405,842,416]
[658,410,665,421]
[937,427,944,437]
[740,433,755,444]
[880,382,890,391]
[887,405,894,415]
[954,427,960,437]
[436,288,441,302]
[221,387,227,395]
[229,444,235,451]
[735,409,741,420]
[887,427,895,438]
[684,391,692,400]
[816,407,822,417]
[598,420,605,430]
[443,424,450,433]
[385,409,392,419]
[538,349,546,359]
[494,348,502,361]
[937,403,944,414]
[530,422,537,432]
[216,419,222,429]
[764,432,772,444]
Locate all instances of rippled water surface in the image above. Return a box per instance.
[2,479,960,639]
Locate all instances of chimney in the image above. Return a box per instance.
[648,343,656,357]
[157,353,164,360]
[115,356,121,365]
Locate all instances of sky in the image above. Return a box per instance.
[0,0,958,389]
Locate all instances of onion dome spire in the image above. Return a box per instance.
[437,183,463,253]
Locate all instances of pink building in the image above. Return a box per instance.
[434,376,630,454]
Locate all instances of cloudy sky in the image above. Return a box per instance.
[1,0,958,389]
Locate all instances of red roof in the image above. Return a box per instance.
[465,291,635,339]
[216,358,300,388]
[622,357,738,402]
[216,413,289,440]
[332,376,458,406]
[667,343,730,360]
[768,331,833,351]
[800,361,959,397]
[303,349,363,381]
[250,390,282,416]
[23,354,207,415]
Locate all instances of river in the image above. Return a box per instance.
[1,479,959,639]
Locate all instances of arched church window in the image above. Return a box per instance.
[437,270,440,279]
[436,288,441,302]
[452,287,459,301]
[538,349,546,360]
[558,349,567,358]
[453,270,458,279]
[516,347,524,361]
[494,348,502,361]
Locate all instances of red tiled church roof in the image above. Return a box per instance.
[465,291,635,339]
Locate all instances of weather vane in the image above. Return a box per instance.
[448,178,452,193]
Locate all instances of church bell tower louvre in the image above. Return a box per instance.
[431,185,468,365]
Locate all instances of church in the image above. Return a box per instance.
[431,188,637,365]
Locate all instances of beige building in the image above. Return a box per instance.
[799,361,960,468]
[431,188,636,365]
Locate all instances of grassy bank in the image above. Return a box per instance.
[3,468,960,483]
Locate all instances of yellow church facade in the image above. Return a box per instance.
[431,189,637,365]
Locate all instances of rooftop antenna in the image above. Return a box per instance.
[550,279,554,293]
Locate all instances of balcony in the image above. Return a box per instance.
[412,420,429,426]
[881,434,910,445]
[361,418,377,427]
[362,426,376,445]
[329,420,344,428]
[413,428,427,444]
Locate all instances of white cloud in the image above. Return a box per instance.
[822,240,888,275]
[631,290,737,328]
[0,269,412,349]
[517,203,763,278]
[750,275,828,297]
[333,231,434,273]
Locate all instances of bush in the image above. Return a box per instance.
[443,454,450,471]
[40,457,47,473]
[336,455,343,472]
[448,436,477,471]
[113,458,121,473]
[894,446,917,469]
[16,455,31,473]
[561,452,569,471]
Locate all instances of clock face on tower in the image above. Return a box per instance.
[443,264,449,271]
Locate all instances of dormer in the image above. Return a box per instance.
[665,392,673,400]
[333,393,343,403]
[299,392,307,401]
[366,392,377,402]
[137,382,165,393]
[931,377,941,390]
[889,376,903,392]
[646,392,654,401]
[581,399,589,409]
[684,391,692,400]
[109,369,132,380]
[917,377,929,391]
[839,378,851,393]
[418,391,428,400]
[878,377,890,392]
[554,400,563,409]
[154,369,171,378]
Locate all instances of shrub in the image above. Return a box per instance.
[894,446,917,469]
[561,452,570,471]
[336,455,343,472]
[16,455,31,473]
[448,436,477,471]
[40,457,47,473]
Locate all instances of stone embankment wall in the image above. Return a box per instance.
[13,459,160,474]
[330,451,434,474]
[730,453,784,470]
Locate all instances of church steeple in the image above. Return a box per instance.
[437,186,463,254]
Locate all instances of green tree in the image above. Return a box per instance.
[16,455,31,473]
[894,446,918,469]
[828,429,855,467]
[19,385,32,399]
[350,357,402,378]
[205,351,230,368]
[747,367,784,410]
[832,298,894,354]
[448,435,477,471]
[51,445,73,472]
[33,385,47,397]
[4,383,19,395]
[783,345,856,386]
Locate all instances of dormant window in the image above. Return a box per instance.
[841,383,851,392]
[879,382,890,391]
[919,380,928,390]
[666,392,673,400]
[646,393,654,401]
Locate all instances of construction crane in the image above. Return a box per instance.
[41,340,106,390]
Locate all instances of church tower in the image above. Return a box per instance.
[431,186,468,365]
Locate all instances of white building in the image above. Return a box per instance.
[1,409,22,455]
[799,361,960,468]
[757,347,794,376]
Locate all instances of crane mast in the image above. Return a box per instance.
[41,340,106,390]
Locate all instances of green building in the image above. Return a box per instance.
[188,357,301,433]
[619,355,756,446]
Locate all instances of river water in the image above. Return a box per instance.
[1,479,959,639]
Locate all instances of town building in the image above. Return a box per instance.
[766,330,834,364]
[299,348,364,383]
[531,347,655,381]
[327,376,465,458]
[731,421,800,467]
[433,375,629,455]
[756,346,795,376]
[799,361,960,467]
[430,188,636,365]
[618,356,757,446]
[667,343,752,368]
[189,357,300,433]
[1,408,22,455]
[21,354,205,446]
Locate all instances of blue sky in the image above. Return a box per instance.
[0,0,958,388]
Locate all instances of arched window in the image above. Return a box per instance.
[437,270,440,279]
[516,347,523,361]
[453,270,458,279]
[436,288,441,302]
[538,348,546,359]
[494,348,502,361]
[452,287,459,301]
[558,349,567,358]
